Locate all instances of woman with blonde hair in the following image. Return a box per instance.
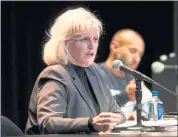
[25,7,125,134]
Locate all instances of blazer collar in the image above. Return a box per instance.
[66,64,96,115]
[67,64,106,113]
[85,65,107,113]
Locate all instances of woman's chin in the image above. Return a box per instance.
[79,61,94,67]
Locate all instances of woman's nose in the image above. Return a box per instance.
[88,40,94,49]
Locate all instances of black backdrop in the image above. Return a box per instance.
[2,1,174,131]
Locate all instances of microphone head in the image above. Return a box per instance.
[151,61,164,73]
[159,54,168,61]
[112,60,123,70]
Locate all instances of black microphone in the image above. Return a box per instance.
[112,60,177,96]
[112,60,154,83]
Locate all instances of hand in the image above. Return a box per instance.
[126,111,147,120]
[126,111,137,120]
[125,80,136,101]
[92,112,122,133]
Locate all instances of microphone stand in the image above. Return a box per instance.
[112,59,178,132]
[124,73,155,132]
[176,68,178,114]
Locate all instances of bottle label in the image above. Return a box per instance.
[158,104,163,120]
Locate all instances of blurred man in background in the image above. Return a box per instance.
[99,29,152,120]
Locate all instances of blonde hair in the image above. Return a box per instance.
[43,7,103,65]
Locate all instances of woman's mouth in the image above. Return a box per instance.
[86,52,95,56]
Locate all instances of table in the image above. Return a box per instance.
[12,131,177,137]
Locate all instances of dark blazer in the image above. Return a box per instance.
[25,63,125,134]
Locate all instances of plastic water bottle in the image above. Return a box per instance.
[148,91,164,121]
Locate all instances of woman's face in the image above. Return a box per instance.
[66,28,99,67]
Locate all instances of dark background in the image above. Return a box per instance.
[2,1,176,131]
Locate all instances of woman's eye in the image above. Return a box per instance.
[80,37,88,42]
[93,37,99,42]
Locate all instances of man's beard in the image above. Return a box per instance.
[115,54,135,69]
[115,54,127,66]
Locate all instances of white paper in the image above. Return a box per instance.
[115,120,178,128]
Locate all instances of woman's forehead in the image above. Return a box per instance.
[83,28,99,36]
[71,28,99,38]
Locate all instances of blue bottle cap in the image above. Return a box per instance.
[152,91,158,96]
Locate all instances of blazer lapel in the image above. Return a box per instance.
[66,64,96,115]
[85,66,106,112]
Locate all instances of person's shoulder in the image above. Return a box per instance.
[97,62,106,69]
[126,72,134,80]
[32,64,69,95]
[37,64,68,80]
[90,62,108,77]
[96,62,110,74]
[42,64,65,74]
[91,62,105,72]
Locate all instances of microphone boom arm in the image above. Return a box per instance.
[153,81,178,96]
